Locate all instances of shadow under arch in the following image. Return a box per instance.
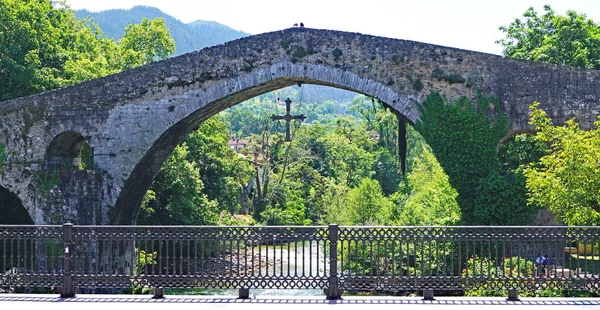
[113,71,416,224]
[0,185,33,224]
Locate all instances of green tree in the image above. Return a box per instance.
[317,180,352,225]
[184,118,254,214]
[373,149,401,196]
[396,146,461,226]
[347,177,393,225]
[321,129,375,187]
[119,17,175,66]
[524,103,600,226]
[260,189,311,226]
[348,96,399,158]
[498,134,548,175]
[0,0,90,100]
[497,5,600,69]
[0,0,175,101]
[138,144,219,225]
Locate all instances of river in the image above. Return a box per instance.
[167,241,325,296]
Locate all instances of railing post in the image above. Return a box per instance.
[423,289,435,301]
[238,288,250,299]
[153,287,164,299]
[61,223,75,298]
[324,224,343,300]
[507,289,519,301]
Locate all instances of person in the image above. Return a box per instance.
[535,253,547,277]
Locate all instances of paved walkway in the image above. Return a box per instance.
[0,294,599,310]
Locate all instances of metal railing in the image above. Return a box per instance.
[1,224,599,299]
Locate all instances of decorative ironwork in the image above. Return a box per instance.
[337,226,600,293]
[1,225,599,297]
[0,225,63,292]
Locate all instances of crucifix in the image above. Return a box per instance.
[271,97,306,142]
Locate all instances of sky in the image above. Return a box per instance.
[63,0,600,55]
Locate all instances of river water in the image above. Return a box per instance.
[169,241,325,297]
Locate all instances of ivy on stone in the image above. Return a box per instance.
[415,91,539,225]
[0,143,6,173]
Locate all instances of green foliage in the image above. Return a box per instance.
[340,239,456,282]
[332,48,343,60]
[36,170,59,194]
[498,134,548,175]
[321,129,376,187]
[0,143,6,173]
[524,103,600,226]
[347,178,393,225]
[395,146,460,226]
[138,144,219,225]
[135,249,157,275]
[280,39,291,49]
[120,17,175,65]
[223,91,464,227]
[415,91,538,225]
[372,150,401,196]
[412,79,423,92]
[415,92,505,223]
[291,45,308,59]
[497,5,600,69]
[184,118,254,214]
[260,189,311,226]
[463,256,535,297]
[537,289,598,297]
[391,54,404,65]
[0,0,91,100]
[0,0,176,101]
[474,172,538,225]
[431,67,465,84]
[317,180,352,225]
[78,141,93,170]
[217,212,255,226]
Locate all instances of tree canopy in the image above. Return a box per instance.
[524,103,600,226]
[497,5,600,69]
[0,0,175,102]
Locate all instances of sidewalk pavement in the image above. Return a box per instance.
[0,294,599,310]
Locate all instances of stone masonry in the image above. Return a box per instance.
[0,28,599,225]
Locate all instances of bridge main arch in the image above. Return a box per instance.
[1,27,600,225]
[113,62,417,224]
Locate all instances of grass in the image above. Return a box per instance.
[564,253,600,274]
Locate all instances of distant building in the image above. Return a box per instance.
[228,137,249,152]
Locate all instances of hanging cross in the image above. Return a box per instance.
[271,98,306,142]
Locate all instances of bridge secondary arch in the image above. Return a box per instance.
[0,185,33,224]
[1,28,600,225]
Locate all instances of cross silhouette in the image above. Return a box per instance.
[271,98,306,142]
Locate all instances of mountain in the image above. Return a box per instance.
[74,6,249,55]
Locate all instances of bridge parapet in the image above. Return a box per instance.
[0,224,598,298]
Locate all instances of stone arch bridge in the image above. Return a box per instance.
[1,28,599,225]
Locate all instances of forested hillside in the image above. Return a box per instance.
[74,6,249,55]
